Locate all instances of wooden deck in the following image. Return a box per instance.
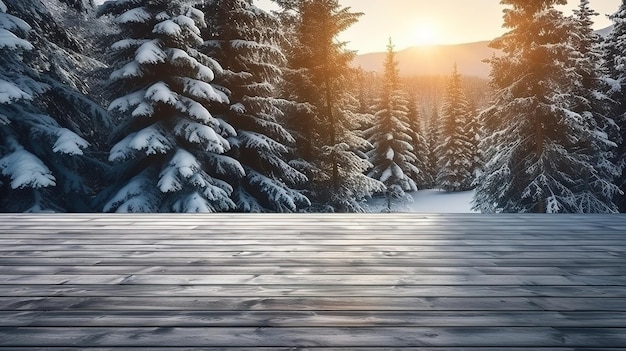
[0,214,625,350]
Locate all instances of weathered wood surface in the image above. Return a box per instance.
[0,213,625,350]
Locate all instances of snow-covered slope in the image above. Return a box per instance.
[367,189,478,213]
[596,25,614,38]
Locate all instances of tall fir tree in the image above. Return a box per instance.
[465,99,481,183]
[0,0,105,212]
[570,0,620,212]
[426,103,440,188]
[352,68,376,132]
[474,0,615,213]
[366,40,418,210]
[406,92,432,188]
[280,0,383,212]
[98,0,242,212]
[0,0,52,211]
[603,0,626,212]
[435,64,474,192]
[198,0,309,212]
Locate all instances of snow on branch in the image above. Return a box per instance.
[166,48,218,82]
[111,38,149,51]
[104,169,160,213]
[171,15,199,35]
[0,80,32,103]
[204,153,245,178]
[109,124,173,161]
[131,101,154,118]
[135,40,166,64]
[0,28,33,50]
[176,95,222,125]
[174,120,229,154]
[116,7,151,24]
[153,19,181,36]
[0,149,56,189]
[158,149,200,193]
[238,131,288,153]
[109,90,146,112]
[52,128,90,155]
[185,7,206,29]
[0,11,31,32]
[178,77,228,103]
[171,192,213,212]
[110,61,144,80]
[145,81,178,105]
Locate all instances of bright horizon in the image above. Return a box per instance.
[255,0,620,54]
[92,0,621,54]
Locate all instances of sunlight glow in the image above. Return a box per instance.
[413,21,438,46]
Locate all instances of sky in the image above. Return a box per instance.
[255,0,621,54]
[93,0,622,54]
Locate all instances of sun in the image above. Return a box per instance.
[413,21,438,46]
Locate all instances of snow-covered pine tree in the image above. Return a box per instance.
[406,92,431,188]
[435,64,474,192]
[198,0,309,213]
[426,103,440,188]
[465,99,481,184]
[570,0,620,212]
[98,0,242,212]
[279,0,383,212]
[474,0,608,213]
[603,0,626,212]
[0,0,53,211]
[0,0,105,212]
[366,39,418,210]
[352,68,376,132]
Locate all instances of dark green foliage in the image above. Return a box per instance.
[435,65,474,192]
[366,40,418,210]
[603,0,626,211]
[475,0,619,213]
[0,0,106,212]
[198,0,310,212]
[98,0,241,212]
[279,0,383,212]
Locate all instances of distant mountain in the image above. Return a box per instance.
[596,25,613,38]
[354,27,615,79]
[353,41,497,79]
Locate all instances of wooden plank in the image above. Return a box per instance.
[1,326,625,347]
[1,273,624,286]
[0,284,624,298]
[0,296,559,311]
[1,250,619,259]
[1,257,623,267]
[3,244,625,252]
[2,311,626,328]
[3,238,626,245]
[3,232,626,239]
[1,296,626,312]
[0,265,583,276]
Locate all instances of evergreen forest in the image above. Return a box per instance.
[2,0,626,213]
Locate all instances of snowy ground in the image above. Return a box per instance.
[366,189,478,213]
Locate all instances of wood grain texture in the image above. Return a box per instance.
[0,213,625,350]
